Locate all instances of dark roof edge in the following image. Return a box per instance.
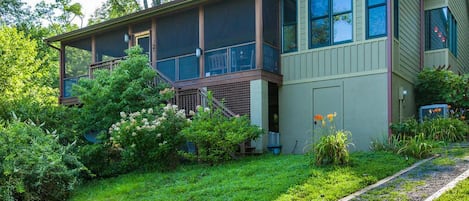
[46,0,202,43]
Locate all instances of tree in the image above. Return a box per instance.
[89,0,141,25]
[0,0,32,26]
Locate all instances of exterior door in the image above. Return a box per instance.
[312,85,343,136]
[135,31,151,62]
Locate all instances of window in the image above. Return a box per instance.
[282,0,297,52]
[366,0,387,38]
[310,0,353,48]
[425,7,457,56]
[393,0,399,38]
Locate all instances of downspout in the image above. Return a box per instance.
[387,0,393,138]
[420,0,425,70]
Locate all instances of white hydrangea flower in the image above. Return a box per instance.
[189,110,195,116]
[131,144,136,148]
[157,133,162,137]
[132,132,137,137]
[204,107,210,113]
[148,108,153,114]
[120,112,127,118]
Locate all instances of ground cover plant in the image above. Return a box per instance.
[70,152,414,201]
[436,178,469,201]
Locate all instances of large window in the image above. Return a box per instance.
[283,0,297,52]
[366,0,387,38]
[309,0,353,48]
[425,7,457,57]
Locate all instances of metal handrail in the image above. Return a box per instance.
[197,88,237,118]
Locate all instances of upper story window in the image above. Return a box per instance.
[425,7,457,57]
[366,0,387,38]
[309,0,353,48]
[282,0,297,53]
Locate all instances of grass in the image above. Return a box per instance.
[71,152,415,201]
[436,178,469,201]
[357,178,425,201]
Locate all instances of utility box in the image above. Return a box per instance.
[419,104,449,122]
[267,132,281,155]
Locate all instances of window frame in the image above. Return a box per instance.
[393,0,399,39]
[425,7,458,57]
[282,0,298,53]
[366,0,387,39]
[309,0,353,49]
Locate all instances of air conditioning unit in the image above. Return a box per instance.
[419,104,449,122]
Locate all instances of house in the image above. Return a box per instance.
[46,0,469,153]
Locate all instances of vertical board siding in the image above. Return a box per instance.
[397,0,420,79]
[448,0,469,73]
[281,39,387,82]
[424,49,448,68]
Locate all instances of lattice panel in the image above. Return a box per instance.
[208,81,251,117]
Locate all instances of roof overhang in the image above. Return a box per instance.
[45,0,209,43]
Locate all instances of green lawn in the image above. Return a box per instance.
[71,152,415,201]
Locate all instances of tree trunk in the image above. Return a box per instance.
[143,0,149,9]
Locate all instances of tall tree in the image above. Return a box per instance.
[89,0,141,25]
[0,0,36,27]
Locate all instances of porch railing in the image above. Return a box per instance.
[86,57,236,118]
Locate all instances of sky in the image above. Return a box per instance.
[26,0,108,26]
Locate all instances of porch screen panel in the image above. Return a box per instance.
[133,21,151,33]
[204,0,255,50]
[263,0,279,47]
[95,27,128,62]
[65,38,92,78]
[64,38,92,97]
[157,9,199,59]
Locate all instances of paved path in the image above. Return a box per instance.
[341,144,469,201]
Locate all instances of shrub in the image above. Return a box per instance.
[391,118,468,142]
[397,133,437,159]
[314,130,352,166]
[311,112,353,166]
[420,118,469,142]
[181,92,263,164]
[415,67,469,112]
[72,46,173,138]
[72,46,174,177]
[109,104,190,171]
[0,120,86,201]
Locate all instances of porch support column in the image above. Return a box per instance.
[59,42,66,102]
[128,25,133,49]
[255,0,263,69]
[250,79,268,153]
[151,17,157,68]
[91,35,96,63]
[199,5,205,78]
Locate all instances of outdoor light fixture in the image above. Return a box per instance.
[124,33,130,43]
[195,47,203,58]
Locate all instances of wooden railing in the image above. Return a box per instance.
[88,58,237,118]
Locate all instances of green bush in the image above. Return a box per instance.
[415,67,463,107]
[391,118,468,143]
[72,46,174,177]
[181,92,263,164]
[314,130,352,166]
[109,104,190,171]
[0,120,86,201]
[420,118,469,142]
[397,133,437,159]
[72,46,173,138]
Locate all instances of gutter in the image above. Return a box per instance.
[387,0,393,138]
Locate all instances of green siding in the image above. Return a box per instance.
[448,0,469,73]
[282,39,387,82]
[279,73,389,152]
[396,0,420,80]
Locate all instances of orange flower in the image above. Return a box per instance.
[461,116,466,120]
[327,112,337,121]
[314,114,324,121]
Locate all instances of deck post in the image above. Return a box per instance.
[199,5,205,78]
